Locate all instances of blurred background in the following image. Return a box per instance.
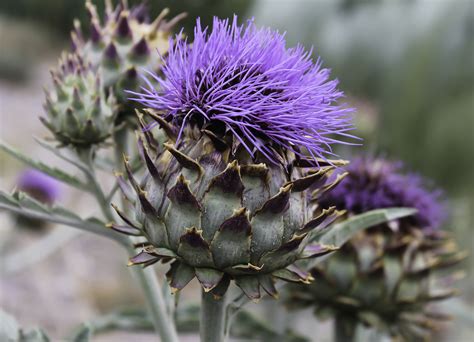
[0,0,472,340]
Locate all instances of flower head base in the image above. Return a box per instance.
[130,16,355,164]
[111,110,348,301]
[41,53,117,147]
[318,156,446,230]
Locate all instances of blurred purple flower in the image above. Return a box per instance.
[129,16,356,164]
[319,157,447,230]
[17,169,61,204]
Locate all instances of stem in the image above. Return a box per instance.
[0,202,128,246]
[113,127,179,342]
[334,315,356,342]
[76,147,114,221]
[127,246,179,342]
[201,290,227,342]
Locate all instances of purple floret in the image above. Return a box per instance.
[17,169,61,204]
[319,157,447,230]
[129,16,356,164]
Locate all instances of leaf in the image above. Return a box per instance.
[34,137,89,172]
[308,208,417,267]
[70,324,93,342]
[0,140,86,190]
[0,309,19,341]
[0,309,50,342]
[317,207,417,246]
[19,328,50,342]
[0,190,129,246]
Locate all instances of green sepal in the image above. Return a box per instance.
[164,142,203,177]
[201,161,244,241]
[272,266,313,284]
[240,163,270,214]
[258,274,278,299]
[195,268,224,292]
[249,184,293,264]
[177,227,214,267]
[210,275,231,300]
[166,261,195,293]
[299,243,339,259]
[259,234,305,271]
[288,166,333,192]
[235,276,261,302]
[165,175,201,249]
[210,208,251,269]
[143,215,169,248]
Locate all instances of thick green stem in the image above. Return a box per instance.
[334,315,356,342]
[201,290,227,342]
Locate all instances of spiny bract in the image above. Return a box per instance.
[113,16,355,300]
[111,110,347,300]
[72,0,185,114]
[287,157,465,340]
[42,53,116,147]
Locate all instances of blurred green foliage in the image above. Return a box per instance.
[254,0,473,197]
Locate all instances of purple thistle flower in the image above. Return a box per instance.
[319,157,447,230]
[17,169,61,204]
[129,16,356,164]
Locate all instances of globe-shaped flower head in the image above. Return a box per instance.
[319,156,446,230]
[288,157,464,340]
[113,17,356,301]
[130,16,355,164]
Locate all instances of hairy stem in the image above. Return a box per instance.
[334,315,356,342]
[201,290,227,342]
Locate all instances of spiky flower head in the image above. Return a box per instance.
[319,156,446,230]
[112,17,356,300]
[71,0,185,117]
[287,157,464,340]
[130,16,355,164]
[42,53,116,147]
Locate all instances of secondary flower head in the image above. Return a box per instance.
[130,16,355,164]
[17,169,61,204]
[319,156,446,230]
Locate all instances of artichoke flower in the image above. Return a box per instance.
[111,17,356,300]
[14,169,61,230]
[286,157,465,340]
[71,0,185,115]
[41,53,116,147]
[16,169,61,206]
